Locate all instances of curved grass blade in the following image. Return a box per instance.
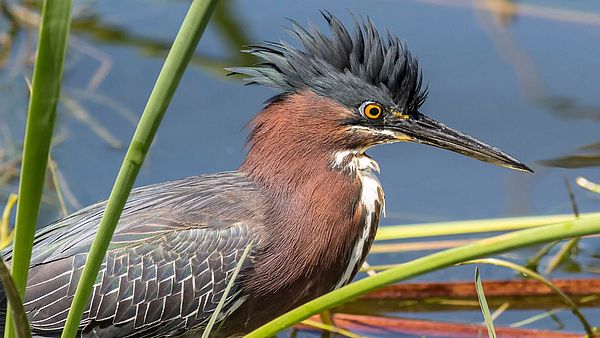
[246,215,600,337]
[509,309,562,328]
[474,267,496,338]
[4,1,72,337]
[0,194,17,250]
[0,257,30,338]
[545,238,579,274]
[577,177,600,194]
[60,1,220,336]
[525,240,559,271]
[202,241,253,338]
[460,258,594,337]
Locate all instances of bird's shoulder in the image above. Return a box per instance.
[15,172,265,336]
[4,171,268,265]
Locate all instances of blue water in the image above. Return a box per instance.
[0,0,599,336]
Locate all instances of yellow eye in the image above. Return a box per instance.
[363,102,383,119]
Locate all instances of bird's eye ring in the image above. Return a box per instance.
[361,102,383,120]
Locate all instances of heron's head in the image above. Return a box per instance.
[231,12,531,173]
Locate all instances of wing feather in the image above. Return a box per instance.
[1,172,265,337]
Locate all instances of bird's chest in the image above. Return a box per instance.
[333,155,384,289]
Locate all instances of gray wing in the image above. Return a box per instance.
[3,172,267,337]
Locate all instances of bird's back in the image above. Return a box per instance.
[1,172,268,337]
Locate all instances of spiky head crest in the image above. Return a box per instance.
[229,12,428,113]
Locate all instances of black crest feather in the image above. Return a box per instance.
[228,12,428,111]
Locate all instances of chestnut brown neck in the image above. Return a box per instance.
[239,91,366,300]
[240,91,353,189]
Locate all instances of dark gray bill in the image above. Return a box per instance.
[388,113,533,172]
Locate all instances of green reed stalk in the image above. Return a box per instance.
[246,215,600,337]
[4,1,72,337]
[0,257,30,338]
[60,1,219,336]
[375,212,600,240]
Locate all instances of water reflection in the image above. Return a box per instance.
[540,147,600,168]
[470,0,600,168]
[0,0,256,210]
[70,0,256,76]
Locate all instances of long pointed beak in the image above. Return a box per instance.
[387,112,533,172]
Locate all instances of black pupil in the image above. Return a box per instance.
[369,106,380,117]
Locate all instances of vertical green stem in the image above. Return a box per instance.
[4,1,72,337]
[0,257,31,338]
[60,0,219,336]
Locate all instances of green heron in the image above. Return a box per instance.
[1,13,531,337]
